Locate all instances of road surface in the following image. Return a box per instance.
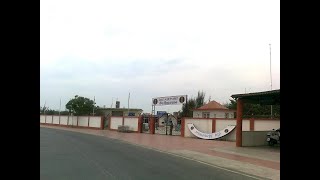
[40,127,260,180]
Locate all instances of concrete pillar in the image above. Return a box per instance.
[236,99,244,147]
[150,116,155,134]
[212,118,216,133]
[138,116,143,133]
[180,118,185,137]
[76,116,79,127]
[100,116,104,130]
[250,118,255,131]
[108,117,111,130]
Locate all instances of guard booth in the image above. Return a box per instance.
[231,89,280,147]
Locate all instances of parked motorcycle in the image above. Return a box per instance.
[266,128,280,146]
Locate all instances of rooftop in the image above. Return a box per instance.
[194,100,233,111]
[231,89,280,105]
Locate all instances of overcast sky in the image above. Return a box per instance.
[40,0,280,113]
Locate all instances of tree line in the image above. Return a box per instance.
[40,95,99,116]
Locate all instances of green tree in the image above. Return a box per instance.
[224,99,280,118]
[40,106,69,115]
[59,111,70,115]
[224,99,237,110]
[181,98,196,117]
[45,108,57,115]
[40,106,58,115]
[40,106,52,114]
[181,91,206,117]
[65,95,96,116]
[195,90,206,108]
[40,106,47,114]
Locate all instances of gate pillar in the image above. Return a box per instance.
[150,116,155,134]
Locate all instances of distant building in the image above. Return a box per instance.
[97,107,143,117]
[193,100,235,118]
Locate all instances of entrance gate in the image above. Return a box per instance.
[140,114,181,136]
[155,113,181,136]
[141,115,151,134]
[141,95,187,136]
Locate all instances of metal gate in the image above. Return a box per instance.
[141,115,150,133]
[155,114,181,136]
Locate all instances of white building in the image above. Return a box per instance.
[192,100,236,119]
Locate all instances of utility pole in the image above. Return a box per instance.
[59,98,61,116]
[128,92,130,116]
[269,44,273,118]
[111,97,114,108]
[93,96,95,116]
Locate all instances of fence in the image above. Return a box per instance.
[181,117,280,142]
[109,116,139,132]
[40,115,103,129]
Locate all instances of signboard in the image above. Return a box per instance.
[157,111,167,117]
[128,112,135,116]
[187,123,236,140]
[152,95,187,106]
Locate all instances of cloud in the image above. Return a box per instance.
[41,0,280,112]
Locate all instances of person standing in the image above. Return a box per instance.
[169,120,173,135]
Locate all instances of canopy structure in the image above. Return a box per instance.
[231,89,280,147]
[231,89,280,105]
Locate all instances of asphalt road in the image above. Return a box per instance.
[40,127,258,180]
